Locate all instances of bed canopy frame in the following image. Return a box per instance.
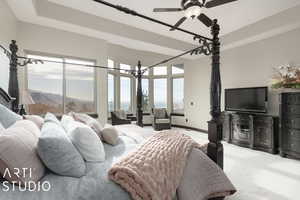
[0,0,223,169]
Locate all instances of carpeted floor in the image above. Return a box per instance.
[146,127,300,200]
[181,128,300,200]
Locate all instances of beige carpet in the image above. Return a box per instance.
[146,127,300,200]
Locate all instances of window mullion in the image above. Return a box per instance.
[63,58,66,114]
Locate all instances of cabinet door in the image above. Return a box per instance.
[254,127,272,148]
[285,105,300,116]
[222,113,231,142]
[284,117,300,130]
[283,134,300,153]
[231,114,253,145]
[286,93,300,105]
[254,117,273,149]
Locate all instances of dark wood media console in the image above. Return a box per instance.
[222,112,279,154]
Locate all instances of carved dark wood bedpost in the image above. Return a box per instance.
[207,19,223,169]
[136,61,143,127]
[8,40,19,113]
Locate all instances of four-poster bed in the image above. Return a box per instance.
[1,0,223,168]
[0,0,236,199]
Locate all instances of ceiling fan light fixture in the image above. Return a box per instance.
[184,6,202,18]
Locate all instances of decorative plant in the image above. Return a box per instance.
[271,64,300,89]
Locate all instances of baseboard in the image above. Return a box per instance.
[172,125,208,133]
[143,124,208,133]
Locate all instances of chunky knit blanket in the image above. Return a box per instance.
[108,130,203,200]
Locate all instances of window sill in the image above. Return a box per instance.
[55,113,98,120]
[171,113,185,117]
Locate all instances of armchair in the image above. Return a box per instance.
[152,108,171,131]
[111,110,131,125]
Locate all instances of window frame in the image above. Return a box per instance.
[171,64,184,114]
[172,77,184,114]
[107,73,115,114]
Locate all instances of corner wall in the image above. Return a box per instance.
[185,27,300,130]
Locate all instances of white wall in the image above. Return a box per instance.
[108,44,186,67]
[185,27,300,130]
[0,0,17,92]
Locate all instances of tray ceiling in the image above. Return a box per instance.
[6,0,300,59]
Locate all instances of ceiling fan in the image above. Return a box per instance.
[153,0,238,31]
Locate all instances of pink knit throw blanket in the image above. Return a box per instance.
[108,130,202,200]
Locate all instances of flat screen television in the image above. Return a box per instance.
[225,87,268,113]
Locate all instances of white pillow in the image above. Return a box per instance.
[102,125,119,146]
[62,116,105,162]
[70,112,103,139]
[61,115,75,132]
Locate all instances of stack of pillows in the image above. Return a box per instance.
[0,104,120,188]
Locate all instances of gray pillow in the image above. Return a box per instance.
[154,108,167,119]
[0,104,22,128]
[37,117,86,178]
[114,110,126,119]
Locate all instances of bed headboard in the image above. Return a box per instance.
[0,87,13,109]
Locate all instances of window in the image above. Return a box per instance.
[27,55,64,114]
[136,79,150,111]
[153,66,167,75]
[172,64,184,74]
[172,78,184,113]
[141,79,150,111]
[154,79,167,108]
[108,74,115,112]
[108,59,114,69]
[65,59,95,113]
[27,54,96,115]
[135,66,149,76]
[105,60,185,115]
[120,76,131,111]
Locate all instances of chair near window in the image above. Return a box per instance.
[151,108,171,131]
[111,110,131,125]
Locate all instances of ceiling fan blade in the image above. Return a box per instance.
[205,0,238,8]
[198,13,213,27]
[153,8,182,12]
[170,17,187,31]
